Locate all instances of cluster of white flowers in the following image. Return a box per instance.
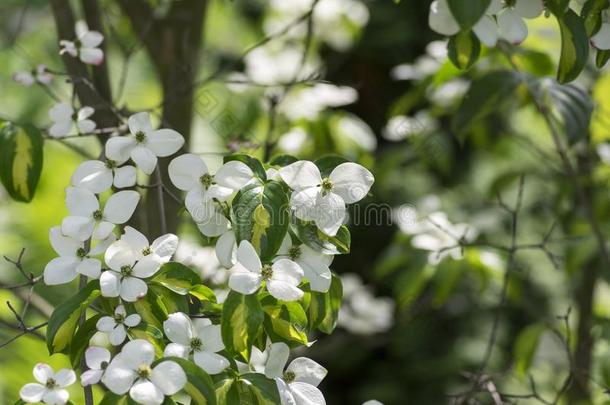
[429,0,544,45]
[13,64,52,87]
[394,204,478,265]
[60,21,104,65]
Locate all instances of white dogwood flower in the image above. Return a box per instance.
[96,305,142,345]
[276,235,333,293]
[59,20,104,65]
[71,160,137,193]
[13,64,52,86]
[264,342,328,405]
[279,160,374,236]
[48,102,96,138]
[61,187,140,241]
[80,347,111,386]
[20,363,76,405]
[105,112,184,175]
[228,240,304,301]
[168,154,255,236]
[102,339,186,405]
[494,0,544,44]
[100,239,164,302]
[43,226,112,285]
[120,226,178,266]
[163,312,229,374]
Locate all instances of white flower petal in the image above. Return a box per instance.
[80,369,103,386]
[276,378,297,405]
[229,265,262,295]
[129,379,165,405]
[76,258,102,278]
[267,280,304,301]
[298,252,331,293]
[49,226,81,256]
[104,240,137,271]
[151,233,178,261]
[146,129,185,157]
[89,234,116,256]
[168,154,208,191]
[77,106,95,120]
[42,389,70,405]
[215,230,237,268]
[66,186,99,216]
[103,190,140,224]
[329,162,373,204]
[20,383,45,403]
[77,119,97,134]
[497,8,528,45]
[131,145,158,175]
[196,209,230,237]
[128,112,153,135]
[428,0,460,36]
[85,346,111,369]
[92,221,115,241]
[163,312,194,345]
[290,187,320,221]
[120,277,148,302]
[279,161,322,190]
[102,354,137,394]
[473,15,499,47]
[106,136,136,165]
[113,165,137,188]
[150,361,187,395]
[121,226,149,254]
[314,192,346,236]
[287,357,327,387]
[121,339,155,366]
[265,342,290,379]
[49,102,73,122]
[44,257,79,285]
[80,31,103,48]
[592,23,610,50]
[237,240,262,273]
[132,255,162,278]
[193,351,229,374]
[100,271,121,297]
[33,363,54,384]
[272,259,304,285]
[54,369,76,387]
[290,382,326,405]
[514,0,543,19]
[49,121,72,138]
[71,160,112,193]
[61,215,95,242]
[214,161,255,190]
[164,342,189,358]
[109,325,127,345]
[80,47,104,65]
[124,314,141,327]
[197,324,224,353]
[205,184,234,201]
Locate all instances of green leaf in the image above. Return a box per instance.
[314,156,348,177]
[528,77,593,144]
[69,314,102,368]
[215,378,240,404]
[581,0,609,35]
[241,373,282,404]
[133,286,171,329]
[447,30,480,70]
[309,274,343,334]
[447,0,491,30]
[153,262,202,295]
[128,322,165,356]
[190,284,218,303]
[99,392,135,405]
[514,323,545,376]
[232,181,289,261]
[452,70,523,141]
[0,120,43,202]
[153,357,217,405]
[221,291,264,362]
[269,154,298,167]
[546,0,571,15]
[596,49,610,68]
[46,280,100,354]
[292,220,350,255]
[261,295,309,346]
[224,154,267,180]
[556,9,589,83]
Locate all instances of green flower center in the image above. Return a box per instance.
[200,173,213,188]
[137,364,151,379]
[505,0,516,7]
[120,265,133,277]
[93,210,103,221]
[283,371,296,383]
[142,247,152,256]
[190,337,203,352]
[261,264,273,280]
[288,245,301,261]
[76,247,87,258]
[114,313,125,323]
[135,131,147,143]
[45,378,57,389]
[100,361,109,370]
[105,159,117,169]
[321,178,333,193]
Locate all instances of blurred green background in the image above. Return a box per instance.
[4,0,610,404]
